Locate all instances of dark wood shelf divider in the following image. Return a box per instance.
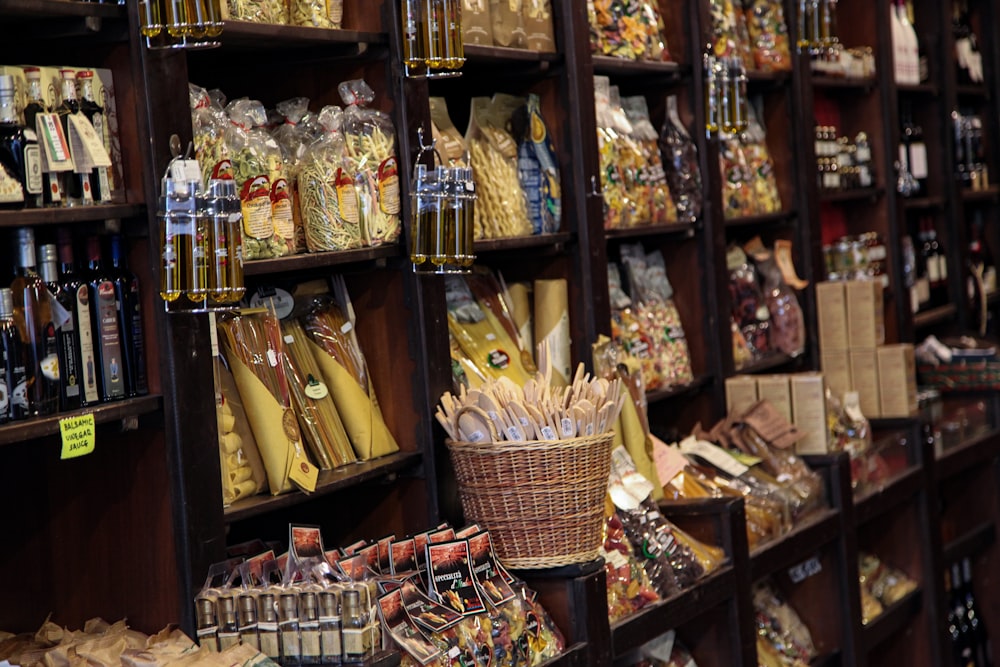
[913,303,958,329]
[645,375,713,404]
[934,429,1000,482]
[0,203,145,228]
[749,508,841,580]
[902,195,946,210]
[243,244,401,276]
[0,395,162,447]
[604,221,698,240]
[736,352,802,375]
[960,185,1000,203]
[474,232,574,254]
[219,20,387,48]
[0,0,124,18]
[853,465,924,527]
[591,55,685,78]
[860,588,923,653]
[943,521,996,565]
[812,75,878,90]
[466,43,563,64]
[818,187,885,204]
[723,210,797,229]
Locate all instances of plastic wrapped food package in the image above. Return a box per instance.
[660,96,703,225]
[753,582,817,666]
[602,513,661,621]
[706,0,750,64]
[617,499,709,591]
[727,247,771,363]
[466,97,532,239]
[623,96,676,226]
[589,0,671,61]
[754,251,805,357]
[742,106,782,215]
[744,0,792,71]
[190,84,231,185]
[299,106,366,252]
[595,77,632,229]
[227,0,288,23]
[609,264,667,391]
[338,80,403,247]
[290,0,343,28]
[858,552,918,617]
[271,97,312,253]
[509,94,562,235]
[719,136,756,219]
[491,0,527,48]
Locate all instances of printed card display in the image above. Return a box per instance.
[325,549,343,568]
[343,539,368,556]
[245,550,276,586]
[390,539,418,576]
[399,580,462,634]
[377,535,395,573]
[427,540,486,617]
[359,543,380,574]
[377,589,442,665]
[428,527,457,544]
[414,531,431,567]
[290,524,325,561]
[337,554,369,581]
[468,531,516,605]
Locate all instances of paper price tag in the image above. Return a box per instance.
[36,113,74,173]
[67,113,112,172]
[788,556,822,584]
[651,436,688,485]
[679,437,749,477]
[60,413,96,459]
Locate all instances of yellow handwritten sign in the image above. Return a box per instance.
[60,414,96,459]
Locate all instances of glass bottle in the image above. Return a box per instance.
[300,591,322,665]
[704,54,720,137]
[431,166,452,267]
[340,589,365,662]
[0,74,42,208]
[59,232,99,406]
[21,67,60,207]
[950,563,976,667]
[12,228,57,416]
[455,167,475,267]
[85,236,126,401]
[257,593,281,660]
[139,0,163,37]
[109,235,148,397]
[159,174,197,302]
[76,71,111,203]
[279,592,302,665]
[239,594,260,650]
[39,243,80,412]
[0,287,28,422]
[206,178,244,304]
[55,69,90,207]
[424,0,447,69]
[319,590,342,664]
[163,0,190,38]
[442,0,464,69]
[216,595,240,650]
[960,558,990,667]
[402,0,426,70]
[195,596,219,651]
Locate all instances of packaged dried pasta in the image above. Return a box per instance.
[429,97,468,167]
[719,135,756,219]
[609,263,667,391]
[608,86,649,227]
[462,0,492,46]
[339,79,402,247]
[744,0,791,72]
[227,0,288,23]
[753,582,817,665]
[859,552,918,610]
[509,94,562,235]
[727,246,771,363]
[617,499,707,591]
[190,83,230,186]
[660,96,702,225]
[281,318,357,470]
[299,106,366,252]
[464,270,535,372]
[706,0,749,66]
[302,282,399,461]
[742,105,782,215]
[291,0,343,28]
[272,97,312,254]
[215,354,267,505]
[595,77,630,229]
[623,96,676,226]
[490,0,526,47]
[218,310,318,495]
[467,97,531,239]
[522,0,555,52]
[602,512,661,621]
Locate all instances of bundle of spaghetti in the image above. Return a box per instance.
[281,318,357,469]
[302,297,369,393]
[218,311,290,407]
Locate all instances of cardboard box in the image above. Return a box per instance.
[846,280,885,349]
[725,375,758,416]
[791,373,829,455]
[816,281,848,351]
[878,344,918,417]
[820,350,853,403]
[756,375,792,423]
[849,349,881,418]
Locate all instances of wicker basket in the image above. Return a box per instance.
[446,409,613,570]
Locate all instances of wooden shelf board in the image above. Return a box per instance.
[860,588,923,653]
[913,303,958,329]
[610,566,736,657]
[224,451,423,522]
[853,464,924,527]
[219,20,386,48]
[868,416,918,431]
[0,203,145,228]
[605,221,698,240]
[811,650,842,667]
[474,232,573,254]
[748,70,792,86]
[243,244,401,276]
[735,352,802,375]
[819,187,884,204]
[646,375,713,405]
[943,521,996,565]
[896,82,939,95]
[902,195,946,211]
[960,186,1000,203]
[592,55,685,78]
[535,643,588,667]
[466,44,562,64]
[934,428,1000,482]
[724,210,796,229]
[812,75,877,90]
[0,0,124,18]
[956,85,990,99]
[749,508,841,581]
[0,395,162,447]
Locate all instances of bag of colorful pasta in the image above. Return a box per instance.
[226,0,288,23]
[623,96,675,225]
[290,0,343,28]
[190,84,229,187]
[467,97,531,239]
[338,79,402,247]
[272,97,312,254]
[299,106,365,252]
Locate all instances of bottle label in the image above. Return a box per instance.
[75,285,100,404]
[128,281,148,395]
[301,628,321,660]
[938,256,948,281]
[58,317,80,401]
[377,157,401,215]
[270,178,295,242]
[898,144,909,170]
[280,630,301,659]
[24,144,43,195]
[910,143,928,179]
[321,627,341,660]
[342,628,365,656]
[96,167,111,201]
[240,175,273,240]
[927,256,941,282]
[95,281,125,400]
[335,168,360,225]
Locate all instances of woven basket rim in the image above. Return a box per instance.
[446,432,614,452]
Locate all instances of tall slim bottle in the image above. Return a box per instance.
[85,236,125,401]
[59,232,100,406]
[0,74,42,208]
[20,68,58,208]
[11,228,58,415]
[109,234,148,397]
[76,71,111,203]
[55,69,90,207]
[0,287,28,422]
[39,243,81,412]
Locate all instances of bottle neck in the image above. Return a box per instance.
[61,80,78,105]
[17,242,36,273]
[0,92,17,124]
[80,80,97,104]
[39,260,58,284]
[26,80,43,107]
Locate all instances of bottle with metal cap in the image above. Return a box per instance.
[238,593,259,650]
[0,73,41,209]
[0,287,27,422]
[194,596,219,652]
[257,592,280,659]
[158,169,198,303]
[54,69,88,206]
[12,228,57,416]
[318,589,342,664]
[340,588,365,662]
[299,590,322,664]
[204,177,244,304]
[215,594,240,650]
[76,71,111,202]
[278,591,302,665]
[38,243,81,412]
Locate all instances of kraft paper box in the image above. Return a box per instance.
[791,373,829,455]
[821,350,853,402]
[816,281,848,350]
[849,349,881,418]
[756,375,792,423]
[725,375,758,416]
[878,344,919,417]
[846,280,885,349]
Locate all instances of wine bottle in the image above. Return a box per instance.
[951,562,977,667]
[85,236,125,401]
[76,71,111,203]
[0,74,42,208]
[38,243,80,412]
[54,69,90,207]
[58,232,100,406]
[11,228,58,416]
[0,287,28,422]
[961,558,991,667]
[108,234,148,397]
[21,67,63,208]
